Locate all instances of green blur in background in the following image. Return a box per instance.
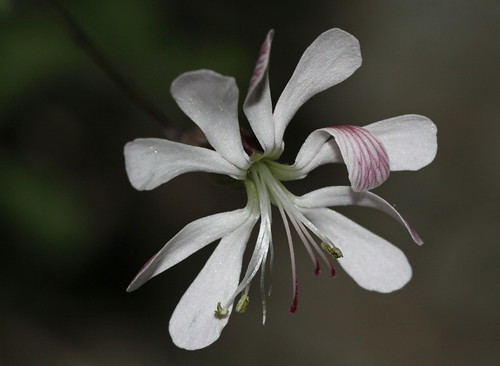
[1,0,499,365]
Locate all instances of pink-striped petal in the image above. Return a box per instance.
[243,30,275,153]
[318,125,390,191]
[281,115,436,182]
[247,30,274,96]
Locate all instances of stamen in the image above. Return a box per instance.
[297,220,338,278]
[321,242,343,259]
[235,294,250,313]
[267,238,274,296]
[225,169,271,309]
[287,213,321,276]
[298,215,341,255]
[259,163,340,277]
[244,162,341,317]
[276,201,301,312]
[214,302,229,319]
[314,259,321,276]
[260,238,271,324]
[289,276,298,314]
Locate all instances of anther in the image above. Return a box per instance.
[321,242,343,259]
[214,302,229,319]
[235,295,250,313]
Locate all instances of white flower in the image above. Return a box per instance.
[124,29,437,350]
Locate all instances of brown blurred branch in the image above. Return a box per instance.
[45,0,172,129]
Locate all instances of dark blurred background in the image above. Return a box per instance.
[1,0,499,365]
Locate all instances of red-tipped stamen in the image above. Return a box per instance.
[314,258,321,276]
[276,202,300,311]
[260,240,271,324]
[267,239,274,296]
[288,213,322,276]
[289,276,299,314]
[297,220,337,278]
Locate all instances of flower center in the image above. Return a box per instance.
[221,159,343,316]
[249,160,342,262]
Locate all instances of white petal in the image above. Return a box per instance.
[295,186,422,244]
[169,217,257,350]
[273,29,362,146]
[124,138,244,191]
[298,140,341,176]
[364,115,437,171]
[243,30,276,153]
[171,70,249,168]
[305,208,412,293]
[126,208,251,292]
[274,130,342,181]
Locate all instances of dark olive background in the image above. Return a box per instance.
[1,0,499,365]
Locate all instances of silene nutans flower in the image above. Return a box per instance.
[124,28,438,350]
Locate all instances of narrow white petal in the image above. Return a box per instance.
[273,29,362,146]
[295,186,422,244]
[171,70,249,168]
[124,138,244,190]
[305,208,412,293]
[243,30,275,152]
[364,115,437,171]
[169,217,257,350]
[126,208,251,292]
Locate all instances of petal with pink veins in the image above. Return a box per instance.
[317,126,390,191]
[243,30,276,153]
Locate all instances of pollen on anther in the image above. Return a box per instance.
[214,302,229,319]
